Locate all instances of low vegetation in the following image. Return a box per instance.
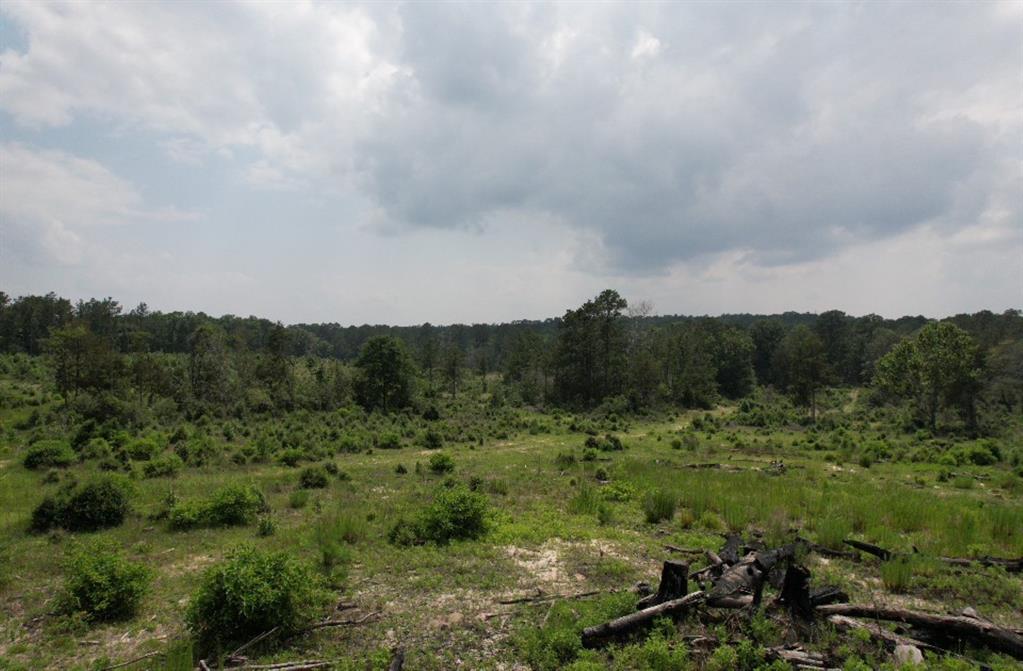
[0,292,1020,669]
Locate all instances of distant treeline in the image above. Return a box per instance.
[1,290,1020,428]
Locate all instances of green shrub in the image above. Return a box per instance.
[169,484,267,530]
[420,429,444,449]
[186,546,327,651]
[31,475,132,532]
[389,486,488,546]
[395,463,408,475]
[554,451,577,469]
[59,544,151,622]
[515,592,634,670]
[377,432,402,449]
[278,448,304,467]
[81,437,113,461]
[24,440,76,469]
[643,490,677,524]
[428,452,454,474]
[257,515,277,537]
[122,437,161,461]
[298,465,330,489]
[142,453,184,479]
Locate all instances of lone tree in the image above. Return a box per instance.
[354,335,416,412]
[774,325,831,422]
[874,322,983,431]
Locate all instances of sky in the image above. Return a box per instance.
[0,1,1021,326]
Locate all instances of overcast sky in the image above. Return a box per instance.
[1,1,1020,325]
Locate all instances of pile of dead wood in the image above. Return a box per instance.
[582,533,1023,664]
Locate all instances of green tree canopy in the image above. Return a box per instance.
[874,322,983,430]
[354,335,416,412]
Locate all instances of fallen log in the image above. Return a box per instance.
[827,615,937,652]
[795,537,859,561]
[582,591,707,647]
[499,589,601,605]
[816,604,1023,659]
[663,544,706,555]
[236,662,329,671]
[765,645,832,669]
[98,652,161,671]
[843,540,1022,573]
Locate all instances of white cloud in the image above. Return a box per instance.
[0,1,1019,321]
[630,30,661,60]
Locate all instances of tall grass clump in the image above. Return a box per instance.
[568,483,600,516]
[643,490,677,524]
[813,513,853,550]
[880,556,914,592]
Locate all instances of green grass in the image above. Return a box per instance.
[0,384,1021,669]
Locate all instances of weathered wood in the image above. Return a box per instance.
[720,533,742,565]
[98,651,161,671]
[636,560,689,610]
[778,563,812,619]
[795,537,859,561]
[499,589,601,605]
[816,604,1023,659]
[827,615,936,652]
[809,586,848,607]
[387,647,405,671]
[843,540,1021,573]
[765,646,832,669]
[938,556,1023,573]
[236,662,329,671]
[582,591,707,647]
[843,539,893,560]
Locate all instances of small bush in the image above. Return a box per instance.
[554,451,577,470]
[24,440,76,469]
[643,490,677,524]
[395,463,408,475]
[59,544,151,622]
[428,452,454,474]
[186,546,327,651]
[298,465,330,489]
[377,432,402,449]
[257,515,277,537]
[31,475,132,532]
[389,486,488,546]
[142,453,184,479]
[169,484,268,530]
[420,429,444,449]
[278,448,304,467]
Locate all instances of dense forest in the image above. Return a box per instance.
[2,289,1019,433]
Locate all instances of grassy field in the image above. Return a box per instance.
[1,375,1021,670]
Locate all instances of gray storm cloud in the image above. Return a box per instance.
[354,2,1019,272]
